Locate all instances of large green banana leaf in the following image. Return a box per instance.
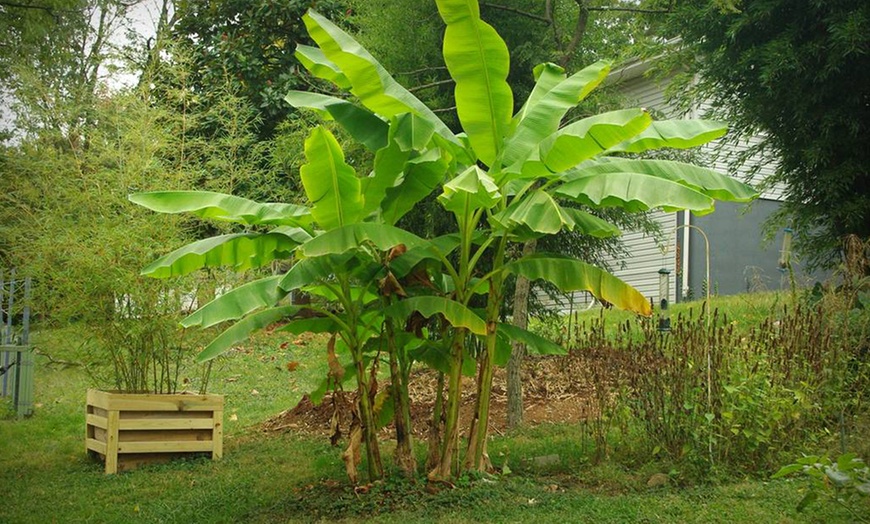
[294,44,351,89]
[285,91,388,151]
[385,296,487,336]
[277,253,355,292]
[129,191,311,227]
[279,317,340,335]
[564,159,759,202]
[607,119,727,153]
[380,149,449,225]
[436,0,513,167]
[555,172,716,214]
[497,323,566,356]
[181,275,286,329]
[196,305,301,362]
[503,254,651,316]
[301,10,457,145]
[299,223,427,257]
[502,60,611,168]
[360,113,439,220]
[539,109,652,172]
[141,232,301,278]
[300,126,364,230]
[511,62,566,126]
[561,208,621,238]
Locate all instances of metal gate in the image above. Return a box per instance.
[1,269,33,418]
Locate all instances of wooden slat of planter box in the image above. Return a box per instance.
[118,418,215,430]
[87,389,221,412]
[118,441,215,453]
[86,389,223,474]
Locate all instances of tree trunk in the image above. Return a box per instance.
[387,320,417,477]
[507,239,537,429]
[428,329,466,481]
[354,358,383,481]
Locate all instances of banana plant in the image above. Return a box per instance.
[293,2,758,479]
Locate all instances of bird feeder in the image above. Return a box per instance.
[658,268,671,332]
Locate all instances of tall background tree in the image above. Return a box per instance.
[651,0,870,269]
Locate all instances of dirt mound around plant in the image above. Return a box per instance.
[261,354,611,437]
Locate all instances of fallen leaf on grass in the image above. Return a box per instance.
[287,361,300,372]
[229,413,238,422]
[250,389,259,396]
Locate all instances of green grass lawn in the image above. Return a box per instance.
[1,294,867,523]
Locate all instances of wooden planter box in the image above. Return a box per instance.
[86,389,223,474]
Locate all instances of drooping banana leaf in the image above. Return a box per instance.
[607,119,727,154]
[435,0,513,167]
[380,148,449,225]
[489,191,573,236]
[278,317,340,335]
[385,296,487,335]
[301,10,458,146]
[141,232,300,278]
[295,44,351,89]
[438,165,501,217]
[300,126,364,230]
[503,254,651,316]
[196,305,302,362]
[502,60,612,168]
[285,90,388,151]
[497,323,567,356]
[129,191,311,228]
[181,275,286,329]
[559,208,621,238]
[563,158,759,202]
[278,253,355,292]
[555,172,715,214]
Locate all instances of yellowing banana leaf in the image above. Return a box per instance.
[141,232,300,278]
[300,126,364,230]
[436,0,513,167]
[503,254,651,316]
[129,191,311,227]
[181,275,286,329]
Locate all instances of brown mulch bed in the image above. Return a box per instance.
[261,354,616,437]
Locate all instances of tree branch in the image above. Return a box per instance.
[409,78,454,93]
[397,65,448,76]
[480,2,550,23]
[586,5,672,14]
